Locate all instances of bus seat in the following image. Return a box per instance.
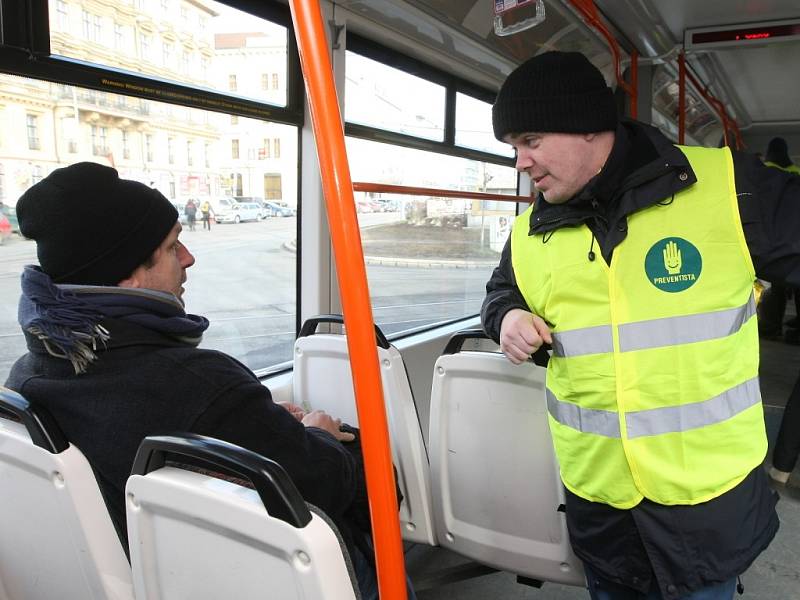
[428,331,585,587]
[0,388,134,600]
[125,433,359,600]
[293,315,436,545]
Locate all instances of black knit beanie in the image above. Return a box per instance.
[17,162,178,285]
[492,51,618,140]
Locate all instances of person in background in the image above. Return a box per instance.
[4,162,413,600]
[757,137,800,340]
[763,137,800,174]
[200,199,212,231]
[762,138,800,483]
[483,51,800,600]
[184,199,197,232]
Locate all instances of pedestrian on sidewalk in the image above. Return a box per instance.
[184,199,197,232]
[200,200,212,231]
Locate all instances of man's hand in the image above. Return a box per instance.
[302,410,356,442]
[499,308,552,365]
[276,401,306,421]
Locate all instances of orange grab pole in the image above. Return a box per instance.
[568,0,637,119]
[287,1,407,598]
[353,182,533,203]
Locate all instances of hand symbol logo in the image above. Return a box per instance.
[663,240,682,275]
[646,237,700,292]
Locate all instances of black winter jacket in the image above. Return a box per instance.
[481,120,793,599]
[5,318,371,559]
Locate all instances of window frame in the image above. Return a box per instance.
[26,113,41,150]
[344,33,514,170]
[0,0,306,375]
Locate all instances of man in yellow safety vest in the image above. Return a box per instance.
[482,51,800,600]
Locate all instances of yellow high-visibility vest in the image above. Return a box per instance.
[763,161,800,175]
[511,145,766,508]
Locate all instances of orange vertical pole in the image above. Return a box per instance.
[287,1,407,598]
[678,52,686,145]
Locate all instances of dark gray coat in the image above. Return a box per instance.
[5,318,370,557]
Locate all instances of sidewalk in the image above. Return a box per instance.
[282,238,499,270]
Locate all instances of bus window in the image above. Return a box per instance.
[345,51,446,141]
[347,137,517,336]
[47,0,289,108]
[0,75,298,380]
[455,92,514,158]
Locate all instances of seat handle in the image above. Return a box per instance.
[298,314,390,349]
[442,328,491,355]
[131,433,312,528]
[443,329,550,367]
[0,388,68,453]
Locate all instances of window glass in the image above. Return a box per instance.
[344,51,446,141]
[0,75,298,381]
[455,92,514,157]
[47,0,289,107]
[346,137,518,335]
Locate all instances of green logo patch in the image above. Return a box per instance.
[644,237,702,292]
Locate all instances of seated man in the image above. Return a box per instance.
[4,162,408,599]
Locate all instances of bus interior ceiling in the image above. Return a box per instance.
[343,0,800,153]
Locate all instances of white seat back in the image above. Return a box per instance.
[0,388,133,600]
[428,339,584,586]
[293,316,435,545]
[126,434,358,600]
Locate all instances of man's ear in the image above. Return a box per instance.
[118,267,143,289]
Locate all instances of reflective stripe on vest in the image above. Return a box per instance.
[547,375,759,439]
[511,144,766,508]
[550,293,755,357]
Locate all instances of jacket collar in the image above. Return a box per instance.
[24,317,188,356]
[528,120,696,236]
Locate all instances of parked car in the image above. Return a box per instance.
[234,196,272,219]
[1,204,19,232]
[211,197,262,223]
[0,212,11,245]
[263,201,296,217]
[356,199,375,213]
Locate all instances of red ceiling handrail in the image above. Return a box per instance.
[287,1,407,598]
[353,182,533,203]
[681,54,744,150]
[568,0,638,119]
